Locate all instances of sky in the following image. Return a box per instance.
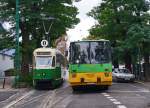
[67,0,101,42]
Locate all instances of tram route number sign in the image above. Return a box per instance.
[41,40,48,47]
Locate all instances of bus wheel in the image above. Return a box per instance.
[72,86,79,91]
[103,86,109,90]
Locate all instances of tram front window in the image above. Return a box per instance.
[35,56,52,68]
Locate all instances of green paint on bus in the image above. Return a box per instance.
[69,63,112,73]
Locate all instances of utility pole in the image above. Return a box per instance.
[15,0,20,85]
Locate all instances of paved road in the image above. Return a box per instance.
[1,82,150,108]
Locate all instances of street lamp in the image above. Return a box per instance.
[15,0,20,85]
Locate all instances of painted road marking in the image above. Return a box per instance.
[102,93,107,95]
[113,101,121,105]
[106,96,113,99]
[109,90,150,93]
[3,90,35,108]
[117,105,127,108]
[110,98,117,101]
[102,92,127,108]
[104,94,110,97]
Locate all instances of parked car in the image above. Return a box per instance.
[112,68,135,82]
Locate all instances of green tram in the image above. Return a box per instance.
[69,40,112,90]
[33,48,65,89]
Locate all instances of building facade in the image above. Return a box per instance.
[0,49,15,76]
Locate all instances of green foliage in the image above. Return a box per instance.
[88,0,150,64]
[0,0,79,48]
[82,35,103,40]
[0,0,79,84]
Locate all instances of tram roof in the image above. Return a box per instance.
[33,47,64,56]
[34,48,55,52]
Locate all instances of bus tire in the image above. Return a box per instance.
[103,86,109,90]
[72,86,79,91]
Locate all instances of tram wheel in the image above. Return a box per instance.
[33,81,39,89]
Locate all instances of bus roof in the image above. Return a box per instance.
[70,39,110,43]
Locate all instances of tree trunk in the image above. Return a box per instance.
[113,58,119,68]
[124,50,132,72]
[20,21,30,79]
[143,53,150,81]
[111,41,119,68]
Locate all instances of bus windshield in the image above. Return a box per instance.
[35,56,52,68]
[71,42,90,64]
[90,42,111,64]
[70,41,111,64]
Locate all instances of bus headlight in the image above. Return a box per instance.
[72,73,77,78]
[104,73,109,77]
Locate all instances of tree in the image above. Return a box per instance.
[88,0,150,73]
[82,35,100,40]
[0,0,79,82]
[125,24,150,80]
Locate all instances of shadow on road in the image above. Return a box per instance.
[72,86,109,94]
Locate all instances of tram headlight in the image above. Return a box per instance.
[42,73,46,76]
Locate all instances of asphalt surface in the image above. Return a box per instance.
[1,82,150,108]
[0,91,17,102]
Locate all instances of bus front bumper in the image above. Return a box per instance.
[69,72,112,86]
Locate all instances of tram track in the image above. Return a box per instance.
[15,90,52,108]
[2,82,70,108]
[3,90,35,108]
[3,90,51,108]
[43,86,72,108]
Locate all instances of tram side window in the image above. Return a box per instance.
[52,56,56,67]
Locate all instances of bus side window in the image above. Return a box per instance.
[52,56,56,67]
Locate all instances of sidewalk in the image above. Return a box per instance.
[0,76,16,91]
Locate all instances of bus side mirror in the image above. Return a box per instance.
[65,50,68,57]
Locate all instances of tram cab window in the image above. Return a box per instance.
[35,56,52,68]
